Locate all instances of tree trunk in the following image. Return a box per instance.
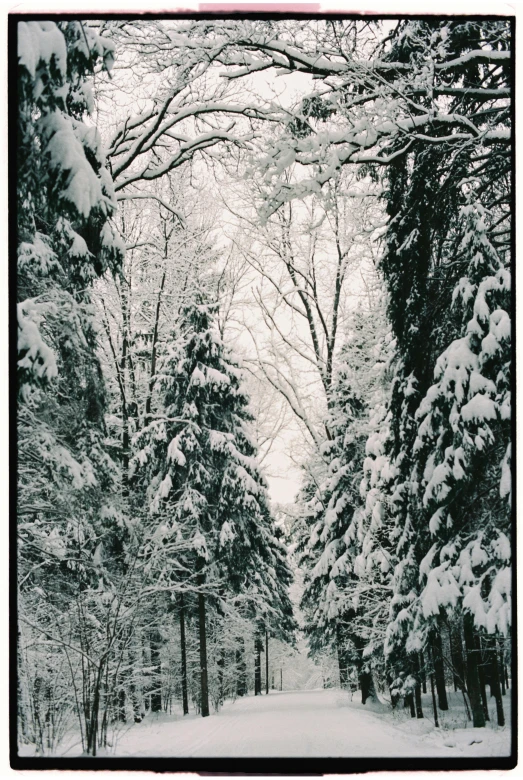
[431,630,449,711]
[419,651,427,694]
[463,613,486,727]
[119,271,130,502]
[144,269,167,426]
[499,644,506,696]
[17,647,29,745]
[118,687,126,723]
[360,669,377,705]
[428,646,439,728]
[265,631,269,695]
[349,628,377,704]
[149,630,162,713]
[99,664,111,748]
[412,654,424,718]
[127,639,142,723]
[197,586,209,718]
[179,595,189,715]
[217,646,225,706]
[254,633,262,696]
[449,622,466,693]
[86,665,103,755]
[487,638,505,727]
[235,647,243,697]
[336,622,349,689]
[236,636,247,697]
[405,692,416,718]
[475,633,490,722]
[129,679,140,722]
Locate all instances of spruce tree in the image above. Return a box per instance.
[133,287,295,714]
[409,198,511,725]
[377,20,511,723]
[17,20,124,754]
[296,306,389,701]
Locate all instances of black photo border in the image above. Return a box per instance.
[8,6,517,773]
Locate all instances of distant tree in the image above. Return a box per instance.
[133,286,295,716]
[296,302,389,702]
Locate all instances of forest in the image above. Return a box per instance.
[15,15,512,760]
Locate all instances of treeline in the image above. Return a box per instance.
[16,21,295,756]
[290,20,512,729]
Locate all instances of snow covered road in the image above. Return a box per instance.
[111,689,510,758]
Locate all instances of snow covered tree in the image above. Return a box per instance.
[407,197,511,726]
[132,285,295,716]
[295,301,390,702]
[96,19,273,196]
[375,21,511,726]
[16,20,125,754]
[227,170,382,449]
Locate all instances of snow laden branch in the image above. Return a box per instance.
[224,171,379,451]
[151,19,511,217]
[102,24,284,193]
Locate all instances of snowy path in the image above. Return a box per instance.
[111,689,510,758]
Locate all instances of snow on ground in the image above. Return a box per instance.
[103,689,510,758]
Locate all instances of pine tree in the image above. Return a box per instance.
[133,286,295,714]
[17,21,124,755]
[296,304,389,701]
[409,198,511,725]
[376,20,511,724]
